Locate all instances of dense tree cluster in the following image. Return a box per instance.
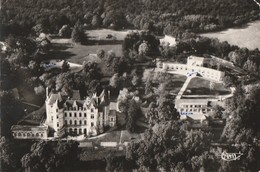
[1,0,258,39]
[126,121,216,171]
[21,140,79,172]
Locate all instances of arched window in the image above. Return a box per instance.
[27,133,30,137]
[70,120,72,125]
[74,107,76,110]
[41,134,43,137]
[74,120,77,125]
[74,113,77,117]
[79,120,82,125]
[69,128,73,134]
[84,129,87,134]
[69,113,72,117]
[36,133,39,137]
[84,113,87,117]
[23,133,26,137]
[74,128,77,134]
[79,129,82,134]
[65,120,67,125]
[79,113,82,117]
[18,133,21,136]
[13,133,17,137]
[84,120,87,125]
[32,133,34,137]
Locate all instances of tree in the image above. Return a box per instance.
[71,24,86,43]
[61,60,70,72]
[0,137,18,171]
[138,41,149,55]
[126,100,141,133]
[110,73,120,88]
[97,49,105,59]
[34,85,45,95]
[58,25,72,38]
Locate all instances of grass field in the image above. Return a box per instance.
[49,29,133,65]
[49,41,122,64]
[184,77,231,95]
[201,20,260,50]
[166,74,187,95]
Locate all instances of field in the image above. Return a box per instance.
[165,74,187,95]
[183,77,231,95]
[201,20,260,50]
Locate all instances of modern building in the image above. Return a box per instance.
[45,88,116,138]
[11,125,48,139]
[157,56,225,82]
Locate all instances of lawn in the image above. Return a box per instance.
[49,41,122,64]
[183,77,231,95]
[165,74,187,95]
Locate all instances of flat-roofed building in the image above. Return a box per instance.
[11,125,48,139]
[175,98,214,115]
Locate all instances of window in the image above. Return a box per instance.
[110,117,114,122]
[65,113,67,117]
[91,122,94,127]
[91,108,94,112]
[91,114,94,119]
[57,115,59,119]
[74,107,76,110]
[79,113,82,117]
[36,133,39,137]
[74,113,77,117]
[18,133,21,136]
[69,113,72,117]
[79,129,82,134]
[51,116,53,121]
[57,123,59,127]
[79,120,82,125]
[70,120,72,125]
[84,129,87,134]
[56,109,58,112]
[84,113,87,117]
[27,133,30,137]
[84,120,87,125]
[84,107,86,110]
[74,120,77,125]
[41,134,43,137]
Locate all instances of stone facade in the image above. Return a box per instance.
[45,89,115,138]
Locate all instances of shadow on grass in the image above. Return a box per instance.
[48,50,76,60]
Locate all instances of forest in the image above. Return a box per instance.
[1,0,259,39]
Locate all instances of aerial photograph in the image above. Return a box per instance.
[0,0,260,171]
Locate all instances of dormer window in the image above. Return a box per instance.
[91,108,94,112]
[74,107,76,110]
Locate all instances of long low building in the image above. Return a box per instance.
[157,56,225,82]
[11,125,48,139]
[162,62,225,82]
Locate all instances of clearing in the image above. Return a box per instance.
[183,77,231,96]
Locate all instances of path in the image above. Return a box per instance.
[176,76,193,100]
[21,101,41,108]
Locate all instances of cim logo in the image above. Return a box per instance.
[221,151,243,161]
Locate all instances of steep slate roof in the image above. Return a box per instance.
[48,93,63,105]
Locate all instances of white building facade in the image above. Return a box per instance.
[45,89,115,138]
[158,56,225,82]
